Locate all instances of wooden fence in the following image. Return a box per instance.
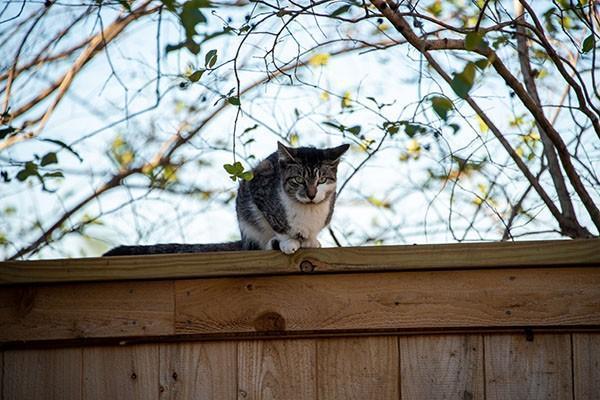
[1,239,599,399]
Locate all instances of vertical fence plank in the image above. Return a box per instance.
[238,339,315,400]
[485,334,572,400]
[159,342,236,400]
[573,333,600,399]
[399,334,484,399]
[3,348,82,400]
[317,336,399,399]
[83,344,158,400]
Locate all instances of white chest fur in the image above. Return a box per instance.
[280,189,331,240]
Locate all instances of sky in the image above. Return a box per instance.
[1,0,597,259]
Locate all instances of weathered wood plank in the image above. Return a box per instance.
[317,336,398,399]
[83,344,159,400]
[399,334,484,399]
[573,333,600,399]
[3,348,82,400]
[0,280,174,343]
[175,268,600,336]
[484,334,572,400]
[238,339,316,399]
[159,342,236,400]
[2,239,598,285]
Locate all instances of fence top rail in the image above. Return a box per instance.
[0,238,598,285]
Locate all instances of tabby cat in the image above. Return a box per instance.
[104,142,349,256]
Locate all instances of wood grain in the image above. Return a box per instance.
[159,342,236,400]
[399,335,484,399]
[484,334,572,400]
[3,347,82,400]
[238,339,316,400]
[573,333,600,399]
[2,239,598,285]
[317,336,398,399]
[175,267,600,336]
[83,344,159,400]
[0,280,174,343]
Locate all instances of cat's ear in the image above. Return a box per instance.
[277,141,297,163]
[325,144,350,162]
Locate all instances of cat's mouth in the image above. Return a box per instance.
[295,195,322,205]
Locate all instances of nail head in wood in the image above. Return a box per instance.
[299,260,315,273]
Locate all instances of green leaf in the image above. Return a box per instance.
[180,1,207,39]
[189,69,205,82]
[449,123,460,134]
[331,4,351,17]
[40,152,58,166]
[44,171,64,178]
[166,41,187,53]
[0,126,15,139]
[239,171,254,181]
[160,0,177,11]
[41,138,83,162]
[430,96,454,121]
[347,125,361,135]
[118,0,131,11]
[322,121,345,131]
[404,124,416,137]
[465,31,485,51]
[224,162,243,175]
[205,49,218,68]
[474,57,491,70]
[227,96,240,106]
[582,34,595,53]
[16,161,38,182]
[450,62,476,99]
[385,123,399,135]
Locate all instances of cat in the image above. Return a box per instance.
[104,142,349,256]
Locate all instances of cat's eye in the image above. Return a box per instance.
[318,177,328,184]
[293,176,304,184]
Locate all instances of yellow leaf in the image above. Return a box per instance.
[358,139,375,152]
[320,91,330,101]
[476,114,488,134]
[367,196,391,209]
[289,133,299,146]
[377,23,390,32]
[309,53,330,66]
[341,91,352,108]
[515,145,524,158]
[406,139,421,155]
[528,132,541,141]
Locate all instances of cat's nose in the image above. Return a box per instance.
[306,187,317,200]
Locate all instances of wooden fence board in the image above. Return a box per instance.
[573,333,600,400]
[159,342,236,400]
[237,339,316,400]
[2,239,598,285]
[316,336,399,399]
[83,344,158,400]
[484,334,572,400]
[0,281,174,343]
[399,335,484,399]
[175,268,600,336]
[3,348,82,400]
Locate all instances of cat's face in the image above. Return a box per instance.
[277,142,349,204]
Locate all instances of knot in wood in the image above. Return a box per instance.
[253,311,286,332]
[299,260,315,273]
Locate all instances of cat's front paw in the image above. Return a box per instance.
[279,238,301,254]
[302,238,321,248]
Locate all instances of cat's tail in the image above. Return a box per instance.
[103,241,244,256]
